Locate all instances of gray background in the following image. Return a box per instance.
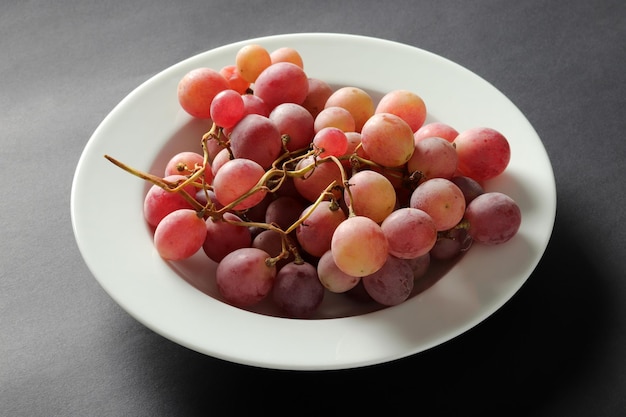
[2,1,625,416]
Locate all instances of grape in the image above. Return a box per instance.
[293,156,343,203]
[414,122,459,143]
[314,106,356,133]
[360,113,415,168]
[219,64,250,94]
[324,86,375,132]
[406,136,458,181]
[177,67,229,119]
[410,178,466,231]
[241,94,270,118]
[203,212,252,262]
[380,207,437,259]
[153,209,207,261]
[264,196,306,231]
[405,253,430,279]
[296,200,347,258]
[317,250,360,293]
[345,170,396,223]
[143,175,197,228]
[450,175,484,205]
[209,147,231,175]
[465,192,521,245]
[331,215,389,277]
[253,62,309,110]
[375,89,427,132]
[270,47,304,68]
[251,229,293,268]
[268,103,315,152]
[210,89,245,129]
[228,114,282,169]
[272,261,324,318]
[216,247,276,308]
[301,77,333,118]
[212,158,267,210]
[235,44,271,83]
[164,151,213,185]
[362,255,414,306]
[454,127,511,181]
[313,127,348,158]
[430,227,472,260]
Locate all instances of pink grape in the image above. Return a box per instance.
[296,200,347,258]
[314,106,356,133]
[241,94,270,117]
[253,62,309,110]
[316,250,360,293]
[313,127,348,158]
[164,151,213,185]
[464,192,521,245]
[406,136,458,181]
[345,170,396,223]
[272,261,325,318]
[381,207,437,259]
[219,64,250,94]
[268,103,315,152]
[301,77,333,118]
[216,247,276,308]
[331,215,389,277]
[375,89,427,132]
[430,228,472,260]
[264,196,306,231]
[153,209,207,260]
[177,67,229,119]
[229,114,282,169]
[450,175,484,205]
[324,86,375,132]
[270,47,304,68]
[362,255,414,306]
[293,156,343,202]
[209,148,231,175]
[212,158,267,210]
[203,212,252,262]
[251,229,294,269]
[360,112,415,167]
[414,122,459,143]
[210,89,245,129]
[235,44,271,83]
[405,253,430,279]
[410,178,466,231]
[143,175,196,228]
[454,127,511,181]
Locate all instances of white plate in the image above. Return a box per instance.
[71,33,556,370]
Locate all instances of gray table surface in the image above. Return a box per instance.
[2,1,625,416]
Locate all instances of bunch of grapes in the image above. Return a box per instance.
[105,43,521,319]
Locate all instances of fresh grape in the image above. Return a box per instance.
[314,106,356,133]
[362,255,414,306]
[381,207,437,259]
[410,178,466,231]
[143,175,197,228]
[375,89,427,132]
[209,147,231,175]
[296,200,347,258]
[210,89,245,129]
[219,64,250,94]
[406,136,458,181]
[313,127,348,158]
[203,212,252,262]
[450,175,484,205]
[253,62,309,110]
[301,77,333,118]
[316,250,360,293]
[177,68,229,119]
[212,158,267,210]
[228,114,282,169]
[235,44,271,83]
[164,151,213,185]
[272,261,324,318]
[414,122,459,143]
[153,209,207,261]
[241,94,270,118]
[360,112,415,168]
[345,169,396,224]
[331,215,389,277]
[265,196,306,231]
[324,86,375,132]
[216,247,276,307]
[293,156,343,203]
[268,103,315,152]
[405,253,430,279]
[270,47,304,68]
[430,227,472,260]
[454,127,511,181]
[465,192,521,245]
